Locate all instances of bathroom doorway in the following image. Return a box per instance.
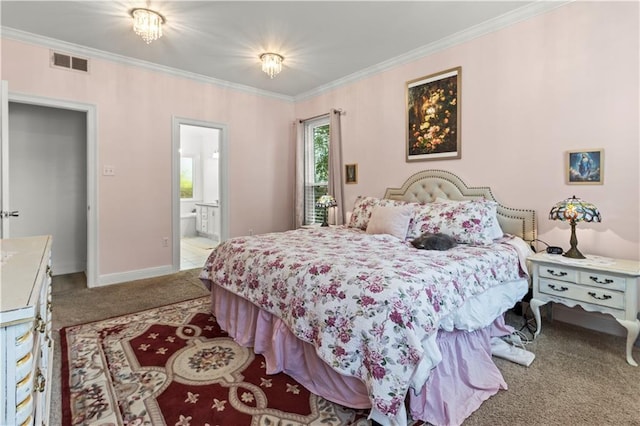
[172,118,227,271]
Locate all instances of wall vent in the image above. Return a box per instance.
[51,52,89,73]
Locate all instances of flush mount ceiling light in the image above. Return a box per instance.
[130,8,165,44]
[260,53,284,79]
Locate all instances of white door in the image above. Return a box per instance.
[1,80,15,237]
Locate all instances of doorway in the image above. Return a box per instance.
[1,82,97,285]
[8,103,86,274]
[172,118,227,271]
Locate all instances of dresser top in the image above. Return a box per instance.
[528,251,640,276]
[1,235,51,321]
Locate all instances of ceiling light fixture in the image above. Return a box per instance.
[260,53,284,79]
[130,8,165,44]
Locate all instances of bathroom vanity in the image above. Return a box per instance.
[195,202,220,241]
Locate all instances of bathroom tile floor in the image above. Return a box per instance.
[180,236,218,270]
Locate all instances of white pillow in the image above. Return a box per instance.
[366,205,413,240]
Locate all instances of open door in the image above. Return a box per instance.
[1,80,18,237]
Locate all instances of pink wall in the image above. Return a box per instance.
[1,39,295,275]
[1,0,638,283]
[296,1,639,261]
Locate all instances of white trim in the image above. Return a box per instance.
[293,1,571,101]
[6,91,98,287]
[0,27,293,103]
[96,265,174,287]
[172,117,229,272]
[1,1,570,102]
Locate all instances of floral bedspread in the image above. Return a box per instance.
[199,227,525,421]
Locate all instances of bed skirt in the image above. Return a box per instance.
[209,284,513,426]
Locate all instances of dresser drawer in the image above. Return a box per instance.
[539,278,625,310]
[578,271,627,291]
[538,264,577,282]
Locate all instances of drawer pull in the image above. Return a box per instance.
[35,315,46,334]
[20,415,32,426]
[16,329,32,345]
[17,351,32,367]
[47,301,53,312]
[46,265,52,277]
[548,284,568,292]
[16,370,32,388]
[16,393,31,411]
[588,292,612,301]
[589,276,614,285]
[547,269,567,277]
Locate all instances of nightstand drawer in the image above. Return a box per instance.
[538,264,577,282]
[578,271,626,291]
[539,278,625,310]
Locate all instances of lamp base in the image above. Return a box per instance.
[563,221,586,259]
[563,246,585,259]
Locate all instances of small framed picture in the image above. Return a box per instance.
[566,149,603,185]
[345,163,358,184]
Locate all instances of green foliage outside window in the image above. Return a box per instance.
[180,157,194,198]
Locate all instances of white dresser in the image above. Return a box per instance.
[0,235,53,426]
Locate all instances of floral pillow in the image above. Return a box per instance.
[348,196,417,230]
[406,198,500,245]
[435,197,504,240]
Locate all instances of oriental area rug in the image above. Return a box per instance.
[61,297,370,426]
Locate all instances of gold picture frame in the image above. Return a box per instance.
[406,66,461,162]
[345,163,358,184]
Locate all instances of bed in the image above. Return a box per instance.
[199,169,536,426]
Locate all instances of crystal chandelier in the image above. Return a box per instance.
[131,8,165,44]
[260,53,284,78]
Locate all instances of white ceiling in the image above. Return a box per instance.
[1,1,564,99]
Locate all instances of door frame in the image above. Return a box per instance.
[171,117,228,271]
[5,89,98,286]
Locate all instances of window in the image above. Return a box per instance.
[304,117,330,224]
[180,156,194,199]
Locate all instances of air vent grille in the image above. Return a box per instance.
[51,51,89,73]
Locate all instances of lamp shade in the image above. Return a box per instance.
[315,195,337,209]
[549,196,601,223]
[315,195,337,227]
[549,195,601,259]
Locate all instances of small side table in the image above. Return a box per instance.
[529,252,640,366]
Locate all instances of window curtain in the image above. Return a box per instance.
[328,109,345,225]
[293,121,305,229]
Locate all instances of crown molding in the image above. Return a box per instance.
[0,26,295,103]
[293,0,572,102]
[1,1,571,103]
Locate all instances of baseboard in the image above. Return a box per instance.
[53,261,86,276]
[94,265,176,288]
[551,304,640,347]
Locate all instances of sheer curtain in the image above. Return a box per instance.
[328,109,345,225]
[293,121,305,229]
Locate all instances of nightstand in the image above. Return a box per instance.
[529,252,640,366]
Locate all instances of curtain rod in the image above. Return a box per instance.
[297,109,344,123]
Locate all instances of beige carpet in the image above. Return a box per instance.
[51,270,640,425]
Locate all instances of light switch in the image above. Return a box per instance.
[103,165,115,176]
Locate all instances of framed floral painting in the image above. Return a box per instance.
[406,67,461,162]
[567,149,603,184]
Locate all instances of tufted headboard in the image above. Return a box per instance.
[383,169,537,242]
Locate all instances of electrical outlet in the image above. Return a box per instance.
[162,237,169,247]
[103,165,115,176]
